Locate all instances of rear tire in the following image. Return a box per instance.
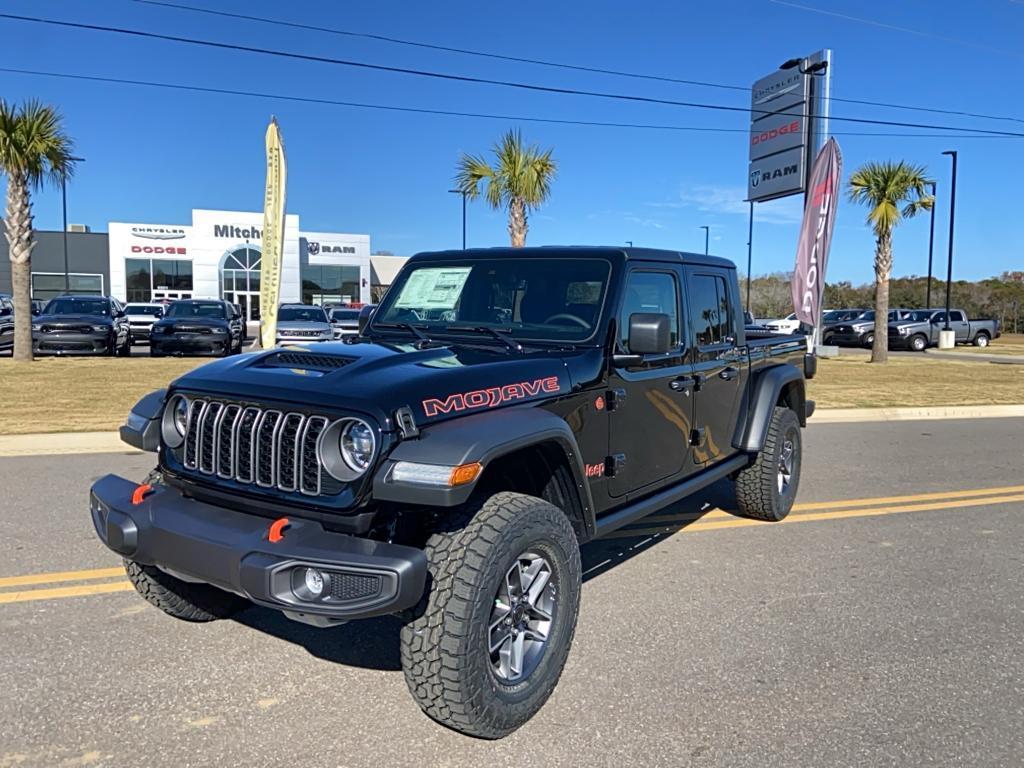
[123,470,247,621]
[910,334,928,352]
[733,406,802,522]
[400,492,582,739]
[974,332,990,347]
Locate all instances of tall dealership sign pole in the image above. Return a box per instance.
[258,118,287,350]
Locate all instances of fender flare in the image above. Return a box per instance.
[373,407,596,534]
[119,388,167,452]
[734,365,805,453]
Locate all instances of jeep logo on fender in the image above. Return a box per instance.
[422,376,561,417]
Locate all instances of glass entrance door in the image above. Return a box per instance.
[224,291,261,322]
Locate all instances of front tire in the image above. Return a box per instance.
[733,406,802,522]
[400,492,582,739]
[863,332,875,348]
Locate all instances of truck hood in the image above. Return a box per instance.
[169,339,603,429]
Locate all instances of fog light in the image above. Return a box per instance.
[303,568,325,598]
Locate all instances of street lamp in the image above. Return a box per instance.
[61,155,86,293]
[447,189,466,249]
[941,151,958,332]
[700,225,710,255]
[925,181,937,309]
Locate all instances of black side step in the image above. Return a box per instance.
[593,454,748,538]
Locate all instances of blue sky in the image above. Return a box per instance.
[3,0,1022,283]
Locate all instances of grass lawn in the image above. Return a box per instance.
[0,352,1022,435]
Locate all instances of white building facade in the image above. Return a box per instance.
[109,209,370,321]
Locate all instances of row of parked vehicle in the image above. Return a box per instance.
[755,307,1000,350]
[0,293,375,357]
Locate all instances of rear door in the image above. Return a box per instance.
[948,310,970,341]
[607,263,695,497]
[685,268,748,465]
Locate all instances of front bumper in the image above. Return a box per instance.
[150,334,229,355]
[831,330,870,346]
[33,331,112,355]
[89,474,427,622]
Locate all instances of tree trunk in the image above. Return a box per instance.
[5,173,36,362]
[507,197,528,247]
[871,231,892,364]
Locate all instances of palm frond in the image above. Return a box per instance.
[846,159,934,238]
[0,99,76,188]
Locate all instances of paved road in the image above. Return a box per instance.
[2,418,1023,767]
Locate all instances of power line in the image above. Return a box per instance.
[2,66,1016,140]
[130,0,1024,126]
[3,12,1024,138]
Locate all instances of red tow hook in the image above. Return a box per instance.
[131,483,155,505]
[268,517,290,543]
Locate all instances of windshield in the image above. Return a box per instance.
[330,309,361,322]
[165,301,226,319]
[822,310,844,323]
[373,258,612,342]
[279,306,328,323]
[44,298,109,316]
[125,304,162,316]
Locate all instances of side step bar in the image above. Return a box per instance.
[593,454,748,538]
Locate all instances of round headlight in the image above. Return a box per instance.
[161,395,190,449]
[341,420,375,472]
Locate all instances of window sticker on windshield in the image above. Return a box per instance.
[394,267,472,310]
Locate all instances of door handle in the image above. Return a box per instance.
[669,377,693,392]
[719,366,740,381]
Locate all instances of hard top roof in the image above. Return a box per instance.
[410,245,735,270]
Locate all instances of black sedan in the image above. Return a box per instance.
[150,299,245,357]
[32,295,132,356]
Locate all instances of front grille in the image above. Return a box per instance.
[42,324,93,333]
[282,329,324,338]
[328,571,382,602]
[172,324,214,334]
[182,399,331,496]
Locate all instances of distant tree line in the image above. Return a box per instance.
[745,271,1024,334]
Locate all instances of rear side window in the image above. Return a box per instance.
[619,271,680,351]
[689,274,733,346]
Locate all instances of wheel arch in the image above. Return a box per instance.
[734,364,806,453]
[373,407,596,541]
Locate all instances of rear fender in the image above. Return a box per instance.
[734,365,805,453]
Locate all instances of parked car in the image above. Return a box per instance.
[821,308,868,345]
[149,299,244,357]
[328,305,374,338]
[124,302,165,344]
[32,295,132,356]
[30,299,45,316]
[763,312,802,334]
[274,304,333,345]
[93,245,815,739]
[888,308,1001,351]
[830,308,912,347]
[0,294,13,352]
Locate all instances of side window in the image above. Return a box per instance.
[952,310,966,322]
[619,271,680,352]
[690,274,733,346]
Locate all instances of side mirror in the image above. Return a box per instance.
[613,313,673,366]
[357,305,375,334]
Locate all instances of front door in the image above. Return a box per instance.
[608,265,695,498]
[685,268,748,465]
[224,291,261,322]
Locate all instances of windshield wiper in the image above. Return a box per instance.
[373,322,436,348]
[444,325,524,354]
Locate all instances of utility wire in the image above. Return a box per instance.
[2,66,1016,140]
[3,12,1024,138]
[130,0,1024,125]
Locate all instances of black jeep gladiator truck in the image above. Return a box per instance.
[89,247,815,738]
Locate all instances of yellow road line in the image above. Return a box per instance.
[604,492,1024,539]
[639,483,1024,526]
[0,566,125,589]
[0,580,134,605]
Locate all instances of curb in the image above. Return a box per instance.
[1,404,1023,456]
[811,404,1024,423]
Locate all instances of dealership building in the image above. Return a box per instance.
[2,208,374,321]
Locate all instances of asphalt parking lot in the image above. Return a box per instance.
[2,417,1023,767]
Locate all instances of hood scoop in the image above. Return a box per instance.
[257,350,357,372]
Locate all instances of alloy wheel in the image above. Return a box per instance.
[777,430,797,495]
[488,551,557,683]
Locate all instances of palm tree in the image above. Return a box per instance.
[454,129,556,247]
[847,161,934,363]
[0,99,77,362]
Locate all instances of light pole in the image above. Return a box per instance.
[700,225,709,255]
[625,240,633,247]
[61,155,86,293]
[746,202,754,308]
[941,151,958,332]
[925,181,937,309]
[447,189,466,249]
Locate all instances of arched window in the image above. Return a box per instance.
[221,245,263,320]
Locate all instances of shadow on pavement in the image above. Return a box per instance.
[231,477,740,672]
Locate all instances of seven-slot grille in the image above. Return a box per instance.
[182,399,331,496]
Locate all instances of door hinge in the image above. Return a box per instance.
[605,453,626,477]
[606,388,627,412]
[689,427,705,447]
